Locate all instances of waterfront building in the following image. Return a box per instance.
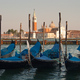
[28,10,66,39]
[67,30,80,38]
[38,21,57,33]
[38,21,58,38]
[37,32,56,39]
[56,26,66,39]
[1,33,13,39]
[29,21,65,39]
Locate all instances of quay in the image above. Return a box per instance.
[1,38,80,45]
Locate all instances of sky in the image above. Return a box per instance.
[0,0,80,33]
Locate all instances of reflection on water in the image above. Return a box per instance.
[34,68,57,80]
[0,44,80,80]
[0,69,24,80]
[0,69,5,77]
[65,71,80,80]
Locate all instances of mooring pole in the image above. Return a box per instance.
[43,22,45,52]
[20,23,22,53]
[59,12,61,67]
[0,15,2,58]
[65,21,68,58]
[28,14,31,44]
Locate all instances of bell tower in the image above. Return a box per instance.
[32,9,37,32]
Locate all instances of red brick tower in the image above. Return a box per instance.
[32,9,37,32]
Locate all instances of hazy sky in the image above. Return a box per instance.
[0,0,80,33]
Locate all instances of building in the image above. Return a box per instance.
[56,26,66,38]
[67,30,80,38]
[49,21,55,28]
[32,10,60,39]
[37,32,55,39]
[38,25,51,32]
[1,33,13,39]
[38,21,57,33]
[38,21,59,38]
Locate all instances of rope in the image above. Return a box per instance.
[53,58,60,63]
[14,49,20,54]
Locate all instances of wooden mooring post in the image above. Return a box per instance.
[20,23,22,53]
[28,14,31,44]
[76,40,78,45]
[0,15,2,58]
[65,21,68,58]
[59,12,61,67]
[43,22,45,52]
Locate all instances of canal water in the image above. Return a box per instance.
[0,44,80,80]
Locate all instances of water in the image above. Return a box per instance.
[0,44,80,80]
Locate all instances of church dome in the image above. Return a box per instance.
[49,21,55,28]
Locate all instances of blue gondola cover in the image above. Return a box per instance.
[1,43,15,56]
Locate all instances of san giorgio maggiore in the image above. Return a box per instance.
[26,10,66,39]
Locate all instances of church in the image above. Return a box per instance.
[27,10,66,39]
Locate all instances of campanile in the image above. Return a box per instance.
[32,9,37,32]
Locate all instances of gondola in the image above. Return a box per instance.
[1,40,15,58]
[0,40,41,69]
[64,54,80,71]
[0,56,29,69]
[31,41,62,69]
[64,45,80,71]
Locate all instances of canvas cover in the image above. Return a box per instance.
[30,41,41,57]
[68,53,80,61]
[77,45,80,51]
[1,43,15,56]
[15,41,41,58]
[43,43,59,59]
[35,56,52,60]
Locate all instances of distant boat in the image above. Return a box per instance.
[31,40,62,68]
[0,40,41,69]
[1,40,15,58]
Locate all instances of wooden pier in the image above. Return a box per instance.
[1,38,80,45]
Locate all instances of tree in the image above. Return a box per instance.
[6,29,18,34]
[5,29,24,37]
